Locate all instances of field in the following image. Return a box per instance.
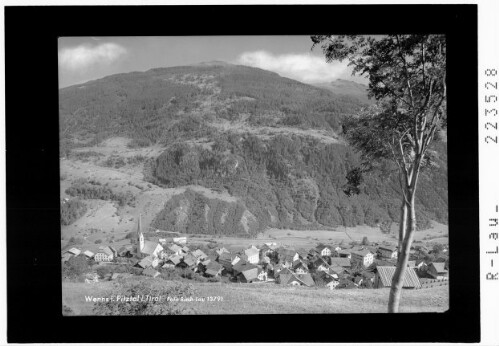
[63,279,449,315]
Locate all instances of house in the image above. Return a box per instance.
[182,254,197,269]
[427,262,448,280]
[192,249,208,261]
[274,266,293,279]
[351,249,374,267]
[279,273,315,287]
[142,267,160,278]
[94,247,115,262]
[216,247,230,256]
[329,257,351,268]
[315,244,332,257]
[204,262,223,277]
[337,249,352,259]
[139,240,163,259]
[169,244,183,255]
[237,267,259,283]
[163,254,182,269]
[84,273,99,284]
[137,255,158,269]
[244,247,260,265]
[257,268,268,281]
[233,262,256,276]
[337,278,357,289]
[374,266,421,289]
[181,246,190,253]
[329,265,347,276]
[353,276,363,287]
[65,248,81,256]
[83,250,94,259]
[173,236,187,245]
[117,245,133,257]
[326,280,340,290]
[292,259,309,274]
[61,253,72,263]
[218,252,235,271]
[311,256,330,272]
[378,245,398,259]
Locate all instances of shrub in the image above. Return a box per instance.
[93,278,197,315]
[61,199,87,225]
[62,255,90,280]
[95,239,102,244]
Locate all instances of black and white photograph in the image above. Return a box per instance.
[5,3,485,343]
[59,34,449,315]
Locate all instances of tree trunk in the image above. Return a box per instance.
[388,193,416,313]
[397,201,408,256]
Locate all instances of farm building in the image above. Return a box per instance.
[65,248,81,256]
[337,249,352,258]
[83,250,94,259]
[427,262,448,280]
[374,266,421,289]
[378,245,398,259]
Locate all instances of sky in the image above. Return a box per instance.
[58,36,367,88]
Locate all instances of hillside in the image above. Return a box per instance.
[59,62,448,239]
[313,79,373,105]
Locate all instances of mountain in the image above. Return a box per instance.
[59,62,447,238]
[313,79,373,105]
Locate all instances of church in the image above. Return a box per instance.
[135,215,163,259]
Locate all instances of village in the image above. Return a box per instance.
[62,216,449,291]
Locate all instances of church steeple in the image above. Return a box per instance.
[136,214,144,256]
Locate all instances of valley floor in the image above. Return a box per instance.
[63,279,449,315]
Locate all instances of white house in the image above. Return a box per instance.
[245,247,260,264]
[351,249,374,267]
[326,280,340,290]
[315,244,332,257]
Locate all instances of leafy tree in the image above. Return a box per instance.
[361,236,370,246]
[62,255,90,280]
[312,34,446,312]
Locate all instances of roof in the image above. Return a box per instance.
[206,261,222,272]
[430,262,448,273]
[376,266,421,288]
[378,245,397,252]
[83,250,94,257]
[329,265,347,274]
[316,244,330,251]
[240,267,259,282]
[351,249,372,257]
[66,248,81,256]
[142,267,159,277]
[337,249,351,255]
[169,244,182,252]
[182,246,190,252]
[233,262,257,274]
[329,258,351,267]
[142,241,162,255]
[279,273,295,285]
[137,256,154,268]
[192,249,207,259]
[100,246,114,257]
[168,254,182,265]
[183,254,197,267]
[244,247,260,258]
[294,273,315,287]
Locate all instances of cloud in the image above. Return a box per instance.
[59,43,127,72]
[235,50,352,84]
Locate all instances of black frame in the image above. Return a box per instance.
[5,5,479,343]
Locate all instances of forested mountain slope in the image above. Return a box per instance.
[60,62,447,237]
